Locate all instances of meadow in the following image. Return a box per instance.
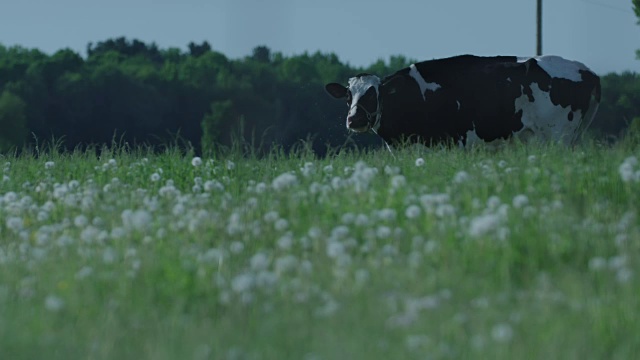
[0,139,639,360]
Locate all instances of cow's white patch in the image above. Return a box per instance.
[348,75,380,96]
[517,55,587,82]
[347,75,381,119]
[513,83,582,145]
[409,64,441,101]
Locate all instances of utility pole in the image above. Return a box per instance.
[536,0,542,55]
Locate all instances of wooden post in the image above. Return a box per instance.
[536,0,542,55]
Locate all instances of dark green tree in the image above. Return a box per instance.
[0,90,28,152]
[635,0,640,59]
[188,41,212,57]
[252,46,271,63]
[201,100,235,155]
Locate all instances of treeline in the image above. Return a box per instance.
[0,37,638,154]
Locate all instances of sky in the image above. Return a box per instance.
[0,0,638,75]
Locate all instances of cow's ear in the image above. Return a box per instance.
[381,75,406,95]
[325,83,348,99]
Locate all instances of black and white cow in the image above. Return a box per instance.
[325,55,601,147]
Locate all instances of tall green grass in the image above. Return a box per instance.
[0,139,638,359]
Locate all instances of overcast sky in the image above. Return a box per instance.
[0,0,638,75]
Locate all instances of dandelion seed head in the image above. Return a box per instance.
[204,180,224,192]
[274,218,289,231]
[250,252,270,271]
[469,213,502,237]
[272,172,298,191]
[512,194,529,209]
[74,215,89,228]
[405,205,421,219]
[415,158,425,167]
[275,255,298,274]
[191,157,202,167]
[231,273,255,293]
[376,208,397,221]
[326,241,345,259]
[619,156,639,183]
[44,294,64,312]
[491,323,514,343]
[391,175,407,190]
[453,170,470,183]
[75,266,93,280]
[616,267,633,284]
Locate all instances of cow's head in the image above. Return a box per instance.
[325,74,382,133]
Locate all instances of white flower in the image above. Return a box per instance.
[453,171,470,183]
[415,158,425,167]
[274,218,289,231]
[491,323,514,343]
[277,233,294,250]
[231,273,255,293]
[376,226,392,239]
[122,209,153,231]
[301,162,315,177]
[226,160,236,170]
[254,182,267,193]
[230,241,245,254]
[330,225,349,239]
[102,247,117,264]
[588,257,607,271]
[391,175,407,189]
[74,215,89,228]
[469,213,502,237]
[341,212,356,224]
[203,180,224,192]
[6,217,23,233]
[405,205,421,219]
[150,173,161,182]
[3,191,17,203]
[354,214,370,227]
[376,208,397,221]
[619,156,639,183]
[323,164,334,173]
[616,268,633,284]
[512,194,529,209]
[272,172,298,191]
[44,295,65,312]
[384,165,400,176]
[75,266,93,280]
[191,157,202,167]
[275,255,298,274]
[326,241,345,259]
[45,161,55,169]
[263,211,279,223]
[250,252,270,271]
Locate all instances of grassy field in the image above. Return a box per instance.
[0,139,639,360]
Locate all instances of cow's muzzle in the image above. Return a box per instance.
[346,103,382,133]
